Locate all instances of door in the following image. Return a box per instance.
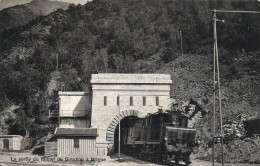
[3,139,9,150]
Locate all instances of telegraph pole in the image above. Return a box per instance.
[212,9,216,166]
[212,9,260,166]
[180,30,183,59]
[212,9,224,166]
[118,94,121,161]
[56,54,59,72]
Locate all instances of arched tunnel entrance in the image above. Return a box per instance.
[113,116,140,154]
[106,110,145,155]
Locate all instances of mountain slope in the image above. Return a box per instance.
[0,0,69,35]
[50,0,90,5]
[0,0,32,10]
[0,0,259,162]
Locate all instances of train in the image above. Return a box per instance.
[121,101,199,165]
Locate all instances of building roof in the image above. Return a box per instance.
[55,128,98,137]
[91,73,172,84]
[58,92,91,96]
[0,135,23,138]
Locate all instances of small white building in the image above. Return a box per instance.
[54,92,98,156]
[0,135,23,151]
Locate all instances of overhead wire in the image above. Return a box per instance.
[220,20,260,30]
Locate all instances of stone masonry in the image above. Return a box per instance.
[90,73,172,152]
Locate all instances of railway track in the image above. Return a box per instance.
[110,153,190,166]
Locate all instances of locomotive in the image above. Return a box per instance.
[121,101,198,165]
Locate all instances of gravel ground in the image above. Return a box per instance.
[0,152,259,166]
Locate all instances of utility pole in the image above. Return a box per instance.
[56,54,59,72]
[213,10,216,166]
[212,9,223,166]
[118,94,121,161]
[180,30,183,59]
[212,9,260,166]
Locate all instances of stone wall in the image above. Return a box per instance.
[60,118,90,128]
[90,74,172,146]
[59,92,92,117]
[58,92,92,128]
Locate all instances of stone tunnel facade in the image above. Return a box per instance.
[90,73,172,153]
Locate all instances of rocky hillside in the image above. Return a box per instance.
[0,0,69,38]
[0,0,259,162]
[154,52,260,163]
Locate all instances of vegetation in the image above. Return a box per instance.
[0,0,259,151]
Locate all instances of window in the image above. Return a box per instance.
[117,96,120,106]
[143,96,146,106]
[74,138,79,148]
[130,96,133,106]
[104,96,107,106]
[156,96,159,106]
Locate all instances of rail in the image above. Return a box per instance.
[49,110,89,118]
[49,110,59,117]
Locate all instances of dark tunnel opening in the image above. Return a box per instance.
[113,116,140,154]
[243,118,260,137]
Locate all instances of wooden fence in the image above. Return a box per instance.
[45,142,57,156]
